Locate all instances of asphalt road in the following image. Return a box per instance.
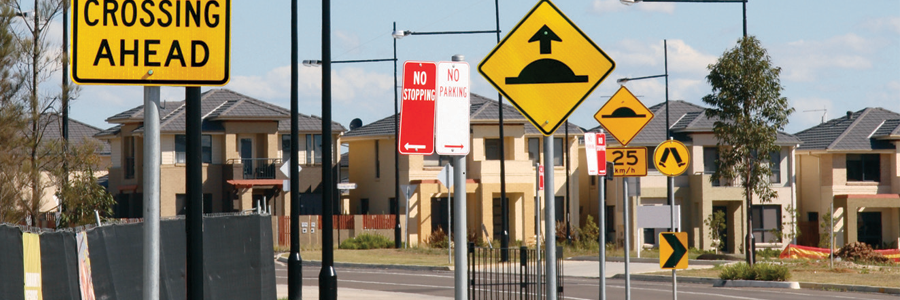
[275,260,898,300]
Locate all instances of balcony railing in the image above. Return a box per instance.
[226,158,282,179]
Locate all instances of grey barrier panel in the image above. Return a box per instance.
[0,225,24,300]
[86,214,275,300]
[40,230,80,300]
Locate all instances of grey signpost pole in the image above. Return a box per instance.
[624,178,631,300]
[453,156,467,300]
[599,175,606,300]
[143,86,160,300]
[534,162,542,300]
[544,136,556,300]
[448,167,453,264]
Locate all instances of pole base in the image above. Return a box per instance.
[319,266,338,300]
[288,252,302,299]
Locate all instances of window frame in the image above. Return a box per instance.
[175,134,212,164]
[846,153,880,182]
[484,138,501,161]
[751,204,782,243]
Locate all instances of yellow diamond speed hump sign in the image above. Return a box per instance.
[595,86,653,147]
[479,0,614,136]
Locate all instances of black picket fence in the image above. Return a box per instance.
[468,243,563,300]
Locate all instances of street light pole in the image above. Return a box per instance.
[393,21,401,249]
[288,0,302,298]
[320,0,338,298]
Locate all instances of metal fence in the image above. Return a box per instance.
[468,243,563,300]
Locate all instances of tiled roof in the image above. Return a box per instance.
[38,113,111,155]
[585,100,800,146]
[105,89,344,134]
[795,108,900,151]
[277,114,346,133]
[344,93,583,138]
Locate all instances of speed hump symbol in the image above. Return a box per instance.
[653,140,690,177]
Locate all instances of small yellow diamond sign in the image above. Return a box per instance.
[479,0,614,136]
[595,86,653,146]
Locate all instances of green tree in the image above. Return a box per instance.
[46,137,114,227]
[0,0,26,224]
[11,0,66,222]
[702,36,794,266]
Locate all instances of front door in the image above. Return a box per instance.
[713,206,729,252]
[240,138,253,178]
[858,212,883,248]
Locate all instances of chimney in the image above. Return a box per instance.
[846,111,853,120]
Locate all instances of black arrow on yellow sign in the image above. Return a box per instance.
[662,233,687,269]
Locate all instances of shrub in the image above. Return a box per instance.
[338,233,394,250]
[426,227,449,249]
[719,262,790,281]
[836,242,891,264]
[756,248,782,260]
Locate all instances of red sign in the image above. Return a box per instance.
[597,133,607,176]
[538,165,545,191]
[399,61,437,155]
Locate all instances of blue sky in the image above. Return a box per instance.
[37,0,900,134]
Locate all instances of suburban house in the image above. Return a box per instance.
[794,108,900,249]
[95,89,344,218]
[580,100,802,253]
[341,93,582,246]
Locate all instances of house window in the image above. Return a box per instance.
[360,198,370,215]
[124,136,135,179]
[374,141,380,178]
[424,153,450,167]
[751,205,781,243]
[703,147,720,186]
[176,193,213,215]
[485,139,501,160]
[528,137,540,166]
[281,134,291,159]
[846,154,880,182]
[175,135,212,164]
[305,134,323,165]
[769,151,781,183]
[553,138,564,166]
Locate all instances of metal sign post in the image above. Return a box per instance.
[534,162,542,300]
[598,173,606,300]
[543,136,557,300]
[142,86,160,300]
[623,178,631,300]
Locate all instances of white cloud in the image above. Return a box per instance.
[590,0,674,15]
[334,30,362,55]
[859,17,900,35]
[774,34,876,82]
[607,39,717,76]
